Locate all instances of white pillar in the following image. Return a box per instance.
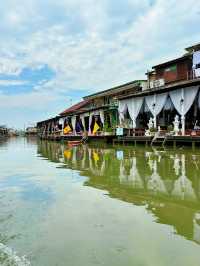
[153,94,157,129]
[71,116,76,135]
[89,113,93,134]
[59,118,64,135]
[100,110,104,126]
[181,115,185,136]
[181,88,185,136]
[132,118,136,129]
[153,115,157,129]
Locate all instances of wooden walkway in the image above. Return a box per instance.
[39,134,115,143]
[113,135,200,148]
[164,135,200,148]
[39,134,200,148]
[113,136,153,145]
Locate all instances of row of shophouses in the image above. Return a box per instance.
[37,43,200,138]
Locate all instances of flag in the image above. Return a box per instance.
[93,122,100,134]
[63,125,72,134]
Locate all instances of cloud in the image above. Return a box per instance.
[0,80,27,86]
[0,58,23,76]
[0,0,200,127]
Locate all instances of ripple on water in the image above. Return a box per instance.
[0,243,31,266]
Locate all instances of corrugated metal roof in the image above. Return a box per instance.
[185,42,200,52]
[152,55,190,69]
[83,80,146,100]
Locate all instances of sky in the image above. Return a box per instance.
[0,0,200,129]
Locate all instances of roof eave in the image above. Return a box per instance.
[152,55,191,69]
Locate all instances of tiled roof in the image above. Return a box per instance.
[59,99,90,116]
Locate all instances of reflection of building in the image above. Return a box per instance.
[194,212,200,244]
[37,141,200,245]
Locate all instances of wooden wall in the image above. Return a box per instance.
[154,58,192,84]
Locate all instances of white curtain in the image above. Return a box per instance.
[169,86,199,135]
[71,116,76,133]
[169,86,199,116]
[89,112,94,133]
[145,94,155,115]
[193,51,200,68]
[126,97,143,128]
[99,110,104,125]
[163,96,173,111]
[145,93,168,116]
[80,114,85,130]
[118,100,128,122]
[145,93,168,127]
[58,118,64,130]
[199,92,200,109]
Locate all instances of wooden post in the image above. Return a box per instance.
[192,141,195,150]
[173,140,176,149]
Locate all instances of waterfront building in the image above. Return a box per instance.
[37,80,147,138]
[25,126,37,135]
[37,42,200,141]
[118,43,200,136]
[0,125,8,138]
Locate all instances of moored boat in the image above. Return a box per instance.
[67,140,82,146]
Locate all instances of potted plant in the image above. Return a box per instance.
[149,127,157,136]
[103,123,114,136]
[167,125,174,135]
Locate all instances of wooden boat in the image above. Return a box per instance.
[67,140,82,146]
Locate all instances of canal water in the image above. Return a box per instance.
[0,137,200,266]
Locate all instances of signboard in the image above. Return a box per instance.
[150,78,165,89]
[116,127,124,136]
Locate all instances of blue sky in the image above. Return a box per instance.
[0,0,200,129]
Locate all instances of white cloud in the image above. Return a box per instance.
[1,0,199,90]
[0,80,27,86]
[0,58,23,76]
[0,90,62,109]
[0,0,200,127]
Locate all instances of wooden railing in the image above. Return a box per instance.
[187,69,200,80]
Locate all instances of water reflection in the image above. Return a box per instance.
[37,141,200,245]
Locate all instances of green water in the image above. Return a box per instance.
[0,137,200,266]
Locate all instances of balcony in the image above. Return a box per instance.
[187,69,200,80]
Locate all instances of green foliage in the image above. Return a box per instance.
[103,122,113,132]
[167,125,173,132]
[149,127,157,132]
